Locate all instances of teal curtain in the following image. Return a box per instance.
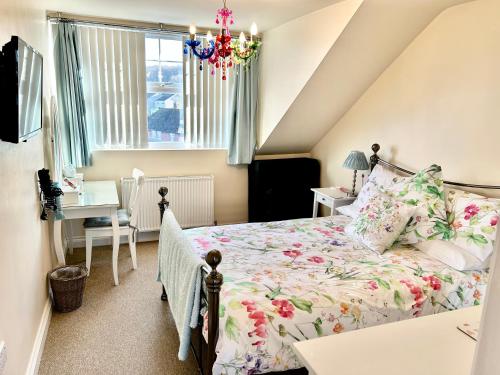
[227,56,259,165]
[53,22,91,167]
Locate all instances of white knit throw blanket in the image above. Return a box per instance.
[157,210,203,361]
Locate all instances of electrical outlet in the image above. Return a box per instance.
[0,341,6,375]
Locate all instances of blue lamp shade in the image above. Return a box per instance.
[343,151,369,171]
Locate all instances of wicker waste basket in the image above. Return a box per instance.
[49,265,88,313]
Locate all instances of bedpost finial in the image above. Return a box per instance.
[159,186,169,199]
[206,250,222,271]
[158,186,170,223]
[369,144,380,172]
[206,250,223,293]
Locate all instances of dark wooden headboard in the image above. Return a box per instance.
[369,143,500,190]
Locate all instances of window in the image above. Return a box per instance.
[145,35,184,144]
[76,25,234,150]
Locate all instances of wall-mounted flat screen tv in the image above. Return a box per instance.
[0,36,43,143]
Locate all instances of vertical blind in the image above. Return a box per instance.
[77,25,148,148]
[54,22,235,150]
[184,36,235,149]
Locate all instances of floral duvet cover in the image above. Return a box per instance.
[184,216,488,375]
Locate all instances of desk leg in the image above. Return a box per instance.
[54,220,66,265]
[111,211,120,286]
[66,220,74,256]
[312,194,319,218]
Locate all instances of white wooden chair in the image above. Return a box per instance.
[83,169,145,284]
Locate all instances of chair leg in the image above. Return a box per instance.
[128,229,138,270]
[85,231,93,276]
[111,214,120,286]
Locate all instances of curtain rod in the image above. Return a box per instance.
[46,11,259,38]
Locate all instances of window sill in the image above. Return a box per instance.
[93,144,227,152]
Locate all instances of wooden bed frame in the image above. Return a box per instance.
[158,143,500,375]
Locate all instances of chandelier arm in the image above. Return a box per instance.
[235,50,255,61]
[185,40,216,60]
[192,45,216,60]
[232,41,260,64]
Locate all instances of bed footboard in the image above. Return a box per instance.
[158,186,222,375]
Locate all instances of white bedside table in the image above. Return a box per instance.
[311,188,355,217]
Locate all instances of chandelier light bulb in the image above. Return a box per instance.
[250,22,258,36]
[206,30,213,42]
[239,32,247,44]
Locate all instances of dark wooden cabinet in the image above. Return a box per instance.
[248,158,320,222]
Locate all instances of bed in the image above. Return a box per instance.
[157,144,499,375]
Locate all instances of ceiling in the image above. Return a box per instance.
[44,0,345,31]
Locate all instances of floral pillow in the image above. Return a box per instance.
[350,165,399,216]
[445,189,483,212]
[346,193,417,254]
[382,164,447,244]
[446,196,500,262]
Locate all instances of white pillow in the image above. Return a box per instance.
[415,240,490,271]
[350,165,399,217]
[336,204,358,218]
[346,192,417,254]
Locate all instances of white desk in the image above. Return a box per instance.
[53,181,121,285]
[293,306,481,375]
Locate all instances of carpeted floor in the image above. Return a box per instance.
[39,241,199,375]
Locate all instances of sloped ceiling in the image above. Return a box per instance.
[258,0,473,154]
[257,0,364,148]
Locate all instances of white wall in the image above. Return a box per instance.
[257,0,363,147]
[79,150,248,225]
[74,150,313,239]
[0,1,54,374]
[312,0,500,197]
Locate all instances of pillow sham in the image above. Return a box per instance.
[447,195,500,262]
[382,164,447,244]
[336,204,358,218]
[415,240,490,271]
[445,188,484,212]
[349,164,399,218]
[346,193,416,254]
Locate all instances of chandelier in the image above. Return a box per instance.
[184,0,260,80]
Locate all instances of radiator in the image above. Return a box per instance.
[121,175,215,231]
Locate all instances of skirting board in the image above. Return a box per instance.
[25,298,51,375]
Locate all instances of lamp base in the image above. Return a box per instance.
[351,169,358,197]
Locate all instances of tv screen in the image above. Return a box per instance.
[0,36,43,143]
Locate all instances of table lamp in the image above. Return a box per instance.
[343,151,369,196]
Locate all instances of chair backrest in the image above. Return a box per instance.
[128,168,145,228]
